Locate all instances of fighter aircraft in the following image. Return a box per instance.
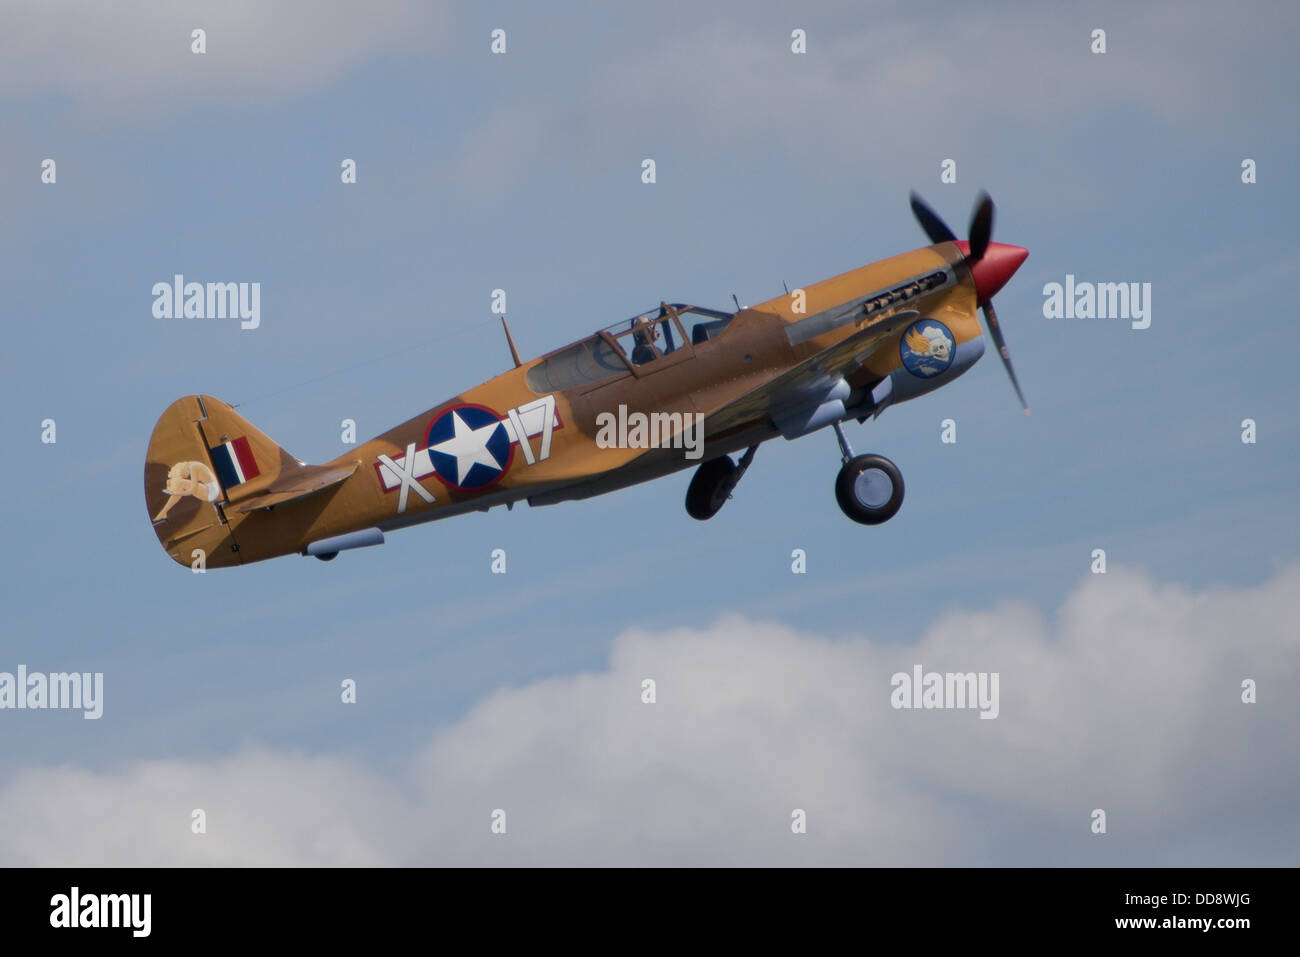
[145,193,1028,568]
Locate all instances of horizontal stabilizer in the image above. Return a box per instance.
[232,462,359,513]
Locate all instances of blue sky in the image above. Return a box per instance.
[1,1,1297,864]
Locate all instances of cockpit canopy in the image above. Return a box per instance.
[526,304,734,393]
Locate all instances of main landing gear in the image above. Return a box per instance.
[831,422,904,525]
[683,426,903,525]
[686,445,757,520]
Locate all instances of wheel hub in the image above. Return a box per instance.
[854,468,893,508]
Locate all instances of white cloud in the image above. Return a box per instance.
[1,564,1296,865]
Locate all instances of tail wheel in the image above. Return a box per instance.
[835,454,904,525]
[686,457,737,520]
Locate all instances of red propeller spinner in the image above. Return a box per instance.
[954,240,1029,304]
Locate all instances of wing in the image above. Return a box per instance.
[699,310,918,437]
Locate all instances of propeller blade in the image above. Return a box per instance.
[909,191,958,245]
[981,300,1029,415]
[968,191,994,263]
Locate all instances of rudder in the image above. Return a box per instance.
[144,395,300,567]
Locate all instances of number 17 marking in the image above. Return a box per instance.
[507,394,556,466]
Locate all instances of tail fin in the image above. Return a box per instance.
[145,395,303,567]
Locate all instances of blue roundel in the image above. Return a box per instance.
[899,318,955,378]
[425,404,511,490]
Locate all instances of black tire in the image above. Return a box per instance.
[686,457,737,520]
[315,551,338,562]
[835,454,904,525]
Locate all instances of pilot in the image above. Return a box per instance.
[630,318,660,365]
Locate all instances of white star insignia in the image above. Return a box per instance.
[429,411,504,485]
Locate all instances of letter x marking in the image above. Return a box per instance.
[377,442,436,514]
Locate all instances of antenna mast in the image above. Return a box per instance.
[499,314,522,369]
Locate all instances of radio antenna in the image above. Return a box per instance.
[499,314,523,368]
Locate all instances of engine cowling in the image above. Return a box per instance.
[889,324,985,404]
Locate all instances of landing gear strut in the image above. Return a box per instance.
[686,446,757,520]
[832,422,904,525]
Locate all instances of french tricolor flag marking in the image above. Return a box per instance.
[209,436,260,489]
